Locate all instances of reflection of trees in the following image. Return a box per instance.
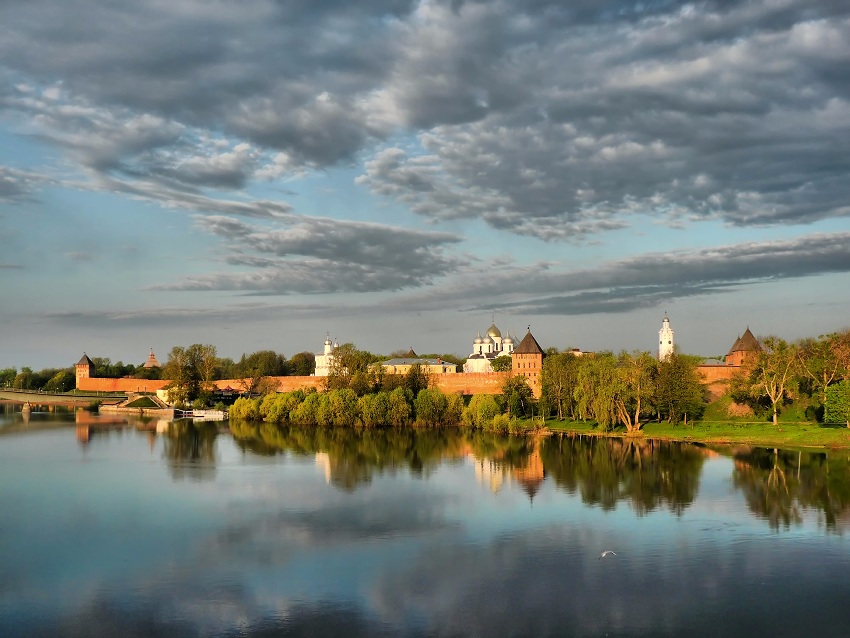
[162,421,218,481]
[540,435,706,515]
[228,422,539,491]
[732,447,850,531]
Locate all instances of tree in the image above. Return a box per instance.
[234,350,288,394]
[541,352,579,420]
[654,354,706,425]
[289,351,316,376]
[387,387,412,427]
[613,351,656,432]
[193,344,219,401]
[740,336,799,426]
[326,343,379,395]
[43,369,76,393]
[491,355,513,372]
[502,375,533,417]
[796,334,844,405]
[0,368,17,387]
[402,363,429,396]
[825,381,850,428]
[13,367,37,390]
[462,394,501,428]
[162,346,199,405]
[414,388,449,426]
[572,353,619,429]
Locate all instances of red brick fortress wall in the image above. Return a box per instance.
[78,373,511,396]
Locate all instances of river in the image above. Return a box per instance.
[2,405,850,637]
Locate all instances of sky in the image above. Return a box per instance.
[2,0,850,371]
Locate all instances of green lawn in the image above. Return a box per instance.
[124,396,159,409]
[539,418,850,449]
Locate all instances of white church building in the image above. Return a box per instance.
[463,322,517,373]
[314,336,339,377]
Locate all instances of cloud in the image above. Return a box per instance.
[392,231,850,315]
[147,214,468,294]
[2,0,849,243]
[354,2,850,239]
[0,165,46,203]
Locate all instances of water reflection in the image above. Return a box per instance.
[732,446,850,531]
[5,420,850,637]
[162,420,219,481]
[540,435,707,515]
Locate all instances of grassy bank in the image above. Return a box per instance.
[539,418,850,449]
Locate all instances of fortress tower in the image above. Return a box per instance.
[75,353,94,389]
[658,313,674,360]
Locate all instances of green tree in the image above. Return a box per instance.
[162,346,203,404]
[43,369,76,393]
[462,394,501,428]
[414,388,449,426]
[328,389,359,427]
[502,375,533,417]
[541,352,580,420]
[402,363,429,396]
[326,343,380,395]
[13,367,37,390]
[234,350,287,395]
[796,334,845,405]
[825,381,850,427]
[739,336,799,426]
[654,354,706,425]
[387,387,412,427]
[289,351,316,376]
[0,367,16,387]
[491,355,513,372]
[613,351,656,432]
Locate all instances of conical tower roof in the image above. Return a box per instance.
[143,349,161,368]
[726,327,762,355]
[77,353,94,366]
[514,329,544,355]
[405,348,417,358]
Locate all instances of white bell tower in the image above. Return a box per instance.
[658,313,674,360]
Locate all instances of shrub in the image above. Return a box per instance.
[462,394,501,429]
[387,387,412,427]
[229,396,261,420]
[825,381,850,427]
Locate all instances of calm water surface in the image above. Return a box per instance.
[2,405,850,637]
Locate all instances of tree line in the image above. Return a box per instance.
[539,350,707,430]
[730,330,850,426]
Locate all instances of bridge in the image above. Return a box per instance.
[0,388,126,405]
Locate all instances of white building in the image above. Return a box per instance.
[314,336,339,377]
[463,322,516,373]
[658,314,674,360]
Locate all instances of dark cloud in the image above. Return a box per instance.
[394,232,850,315]
[147,214,467,294]
[0,165,45,203]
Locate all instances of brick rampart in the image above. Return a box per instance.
[78,373,511,396]
[77,378,170,393]
[432,372,510,395]
[696,364,741,399]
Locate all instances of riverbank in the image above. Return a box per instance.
[539,419,850,449]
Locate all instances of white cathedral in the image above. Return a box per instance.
[658,313,674,360]
[463,322,517,373]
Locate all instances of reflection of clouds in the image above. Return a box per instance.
[199,490,457,564]
[366,525,850,637]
